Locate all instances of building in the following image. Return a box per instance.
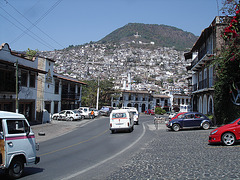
[0,43,86,123]
[111,90,171,113]
[184,16,231,115]
[0,43,47,122]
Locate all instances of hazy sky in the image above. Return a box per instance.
[0,0,224,51]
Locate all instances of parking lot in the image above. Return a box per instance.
[106,122,240,179]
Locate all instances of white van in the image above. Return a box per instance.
[110,109,134,133]
[129,109,139,125]
[121,107,139,125]
[0,111,40,179]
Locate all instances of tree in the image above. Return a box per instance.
[26,48,38,60]
[221,0,239,15]
[81,79,114,108]
[155,106,166,115]
[214,2,240,124]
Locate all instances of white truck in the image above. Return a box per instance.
[110,109,134,133]
[78,107,91,119]
[0,111,40,179]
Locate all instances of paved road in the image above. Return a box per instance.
[2,114,239,179]
[17,115,149,180]
[106,118,240,180]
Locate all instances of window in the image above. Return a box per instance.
[66,111,71,115]
[195,114,204,119]
[29,73,35,88]
[55,79,59,94]
[54,101,58,113]
[112,113,127,118]
[7,120,28,134]
[185,114,195,119]
[0,69,15,92]
[21,71,28,87]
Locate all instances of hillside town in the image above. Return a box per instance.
[40,39,191,94]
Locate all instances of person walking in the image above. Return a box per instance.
[90,110,94,119]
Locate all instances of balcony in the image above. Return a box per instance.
[191,54,214,71]
[193,78,214,92]
[61,93,80,100]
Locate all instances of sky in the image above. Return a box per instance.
[0,0,224,52]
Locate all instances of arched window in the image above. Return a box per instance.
[208,95,214,114]
[203,95,207,114]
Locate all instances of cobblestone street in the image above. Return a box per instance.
[106,123,240,180]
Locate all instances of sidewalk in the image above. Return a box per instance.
[31,119,93,143]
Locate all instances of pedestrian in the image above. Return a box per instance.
[91,110,94,119]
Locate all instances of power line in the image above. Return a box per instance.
[0,12,54,50]
[4,0,65,49]
[3,0,64,50]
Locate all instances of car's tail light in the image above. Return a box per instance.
[110,123,112,127]
[128,122,129,126]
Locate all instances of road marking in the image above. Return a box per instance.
[60,122,147,180]
[39,129,108,157]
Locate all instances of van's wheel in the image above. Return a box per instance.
[8,157,24,179]
[111,130,115,134]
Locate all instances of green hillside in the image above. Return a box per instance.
[98,23,198,51]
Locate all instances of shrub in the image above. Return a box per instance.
[155,107,166,115]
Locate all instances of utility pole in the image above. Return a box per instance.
[15,59,19,113]
[96,78,99,110]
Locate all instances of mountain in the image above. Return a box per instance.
[98,23,198,51]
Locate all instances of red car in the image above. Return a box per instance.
[144,109,155,115]
[209,117,240,146]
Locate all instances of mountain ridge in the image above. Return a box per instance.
[97,23,198,51]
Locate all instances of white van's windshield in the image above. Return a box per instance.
[112,113,126,118]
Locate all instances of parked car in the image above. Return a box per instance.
[100,106,113,116]
[144,109,155,115]
[52,110,82,121]
[78,107,91,119]
[166,112,212,131]
[76,110,85,119]
[209,117,240,146]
